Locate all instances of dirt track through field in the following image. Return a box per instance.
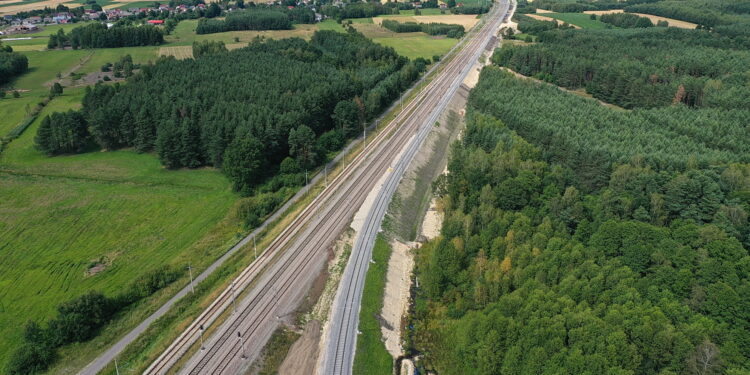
[583,9,697,29]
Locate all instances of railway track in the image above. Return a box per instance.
[144,38,448,375]
[145,4,509,373]
[323,2,513,374]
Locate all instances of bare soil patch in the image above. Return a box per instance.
[380,240,415,357]
[278,320,321,375]
[535,8,554,13]
[583,9,697,29]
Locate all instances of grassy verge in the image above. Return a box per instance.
[253,328,302,375]
[352,235,393,375]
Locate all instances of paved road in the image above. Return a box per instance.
[139,4,510,373]
[320,2,513,374]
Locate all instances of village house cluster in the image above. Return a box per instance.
[0,3,207,35]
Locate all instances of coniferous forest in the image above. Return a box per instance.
[493,28,750,109]
[35,30,426,195]
[413,67,750,375]
[0,42,28,85]
[47,23,164,49]
[412,2,750,373]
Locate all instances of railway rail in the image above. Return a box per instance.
[143,3,510,373]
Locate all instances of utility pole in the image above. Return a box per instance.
[231,281,237,313]
[187,264,194,294]
[199,324,205,351]
[253,236,257,259]
[114,358,120,375]
[324,164,328,187]
[363,125,366,149]
[237,331,247,359]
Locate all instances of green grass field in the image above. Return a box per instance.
[352,235,393,375]
[374,34,457,59]
[543,12,609,29]
[0,87,241,369]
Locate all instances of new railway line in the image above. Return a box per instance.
[141,4,510,373]
[323,1,512,373]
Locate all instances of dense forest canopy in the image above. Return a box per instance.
[195,6,315,34]
[599,12,655,28]
[321,2,395,20]
[48,23,164,49]
[35,30,427,195]
[493,28,750,109]
[0,43,28,85]
[381,20,466,38]
[412,69,750,375]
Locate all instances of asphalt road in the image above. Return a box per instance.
[320,2,513,374]
[139,4,511,373]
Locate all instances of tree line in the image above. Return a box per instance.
[195,6,315,34]
[6,267,181,374]
[35,30,428,195]
[411,76,750,375]
[321,2,395,20]
[599,12,655,28]
[0,42,28,85]
[381,19,465,38]
[493,27,750,109]
[47,23,164,49]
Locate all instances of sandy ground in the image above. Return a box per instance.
[400,359,416,375]
[279,320,321,375]
[420,198,442,239]
[526,13,582,28]
[583,9,697,29]
[381,240,415,357]
[535,8,554,13]
[374,14,480,30]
